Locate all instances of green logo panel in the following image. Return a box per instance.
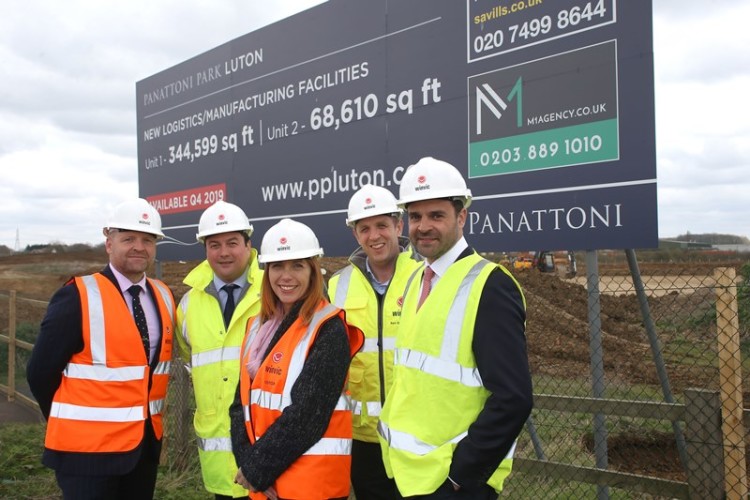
[469,119,618,177]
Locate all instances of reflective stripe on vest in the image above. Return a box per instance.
[81,274,107,362]
[305,437,351,456]
[153,360,171,376]
[394,348,482,387]
[151,280,175,320]
[331,265,352,307]
[352,400,382,417]
[198,436,233,452]
[251,389,351,413]
[192,346,241,368]
[362,337,395,353]
[150,398,165,416]
[49,402,144,422]
[178,292,191,346]
[64,363,145,381]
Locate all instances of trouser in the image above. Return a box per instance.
[55,450,158,500]
[351,439,403,500]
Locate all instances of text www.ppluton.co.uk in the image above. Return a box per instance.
[260,166,405,201]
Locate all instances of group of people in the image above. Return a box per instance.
[27,157,533,500]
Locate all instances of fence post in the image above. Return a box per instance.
[169,361,194,470]
[714,267,748,499]
[8,290,16,402]
[684,389,724,499]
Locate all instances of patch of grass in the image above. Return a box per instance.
[0,423,56,499]
[0,423,206,499]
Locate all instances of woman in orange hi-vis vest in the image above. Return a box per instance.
[229,219,363,500]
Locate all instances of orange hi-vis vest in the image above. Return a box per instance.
[240,301,363,500]
[45,273,175,453]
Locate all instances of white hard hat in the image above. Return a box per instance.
[104,198,164,238]
[258,218,324,264]
[397,157,472,209]
[346,184,402,227]
[196,200,254,243]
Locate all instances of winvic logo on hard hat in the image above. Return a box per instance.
[276,236,291,252]
[139,213,152,226]
[414,175,431,191]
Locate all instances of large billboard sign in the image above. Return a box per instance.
[137,0,656,260]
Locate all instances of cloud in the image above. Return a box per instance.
[1,0,748,249]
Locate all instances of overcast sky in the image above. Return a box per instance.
[1,1,747,250]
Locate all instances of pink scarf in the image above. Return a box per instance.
[245,312,283,379]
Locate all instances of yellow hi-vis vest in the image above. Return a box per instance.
[328,251,421,442]
[175,253,262,497]
[378,253,523,496]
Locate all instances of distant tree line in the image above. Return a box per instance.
[19,242,105,254]
[673,232,750,245]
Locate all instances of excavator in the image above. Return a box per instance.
[532,250,577,278]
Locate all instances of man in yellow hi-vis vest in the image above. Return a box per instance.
[328,184,421,499]
[378,157,533,499]
[176,201,263,500]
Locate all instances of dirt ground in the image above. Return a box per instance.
[0,249,745,479]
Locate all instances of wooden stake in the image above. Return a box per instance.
[714,267,748,499]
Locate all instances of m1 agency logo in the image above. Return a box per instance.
[475,78,522,135]
[467,41,619,179]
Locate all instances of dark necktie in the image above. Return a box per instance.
[417,266,435,310]
[222,284,239,328]
[128,285,150,359]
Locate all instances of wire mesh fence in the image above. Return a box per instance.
[503,255,749,498]
[2,253,749,498]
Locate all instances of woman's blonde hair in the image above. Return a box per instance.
[259,257,325,325]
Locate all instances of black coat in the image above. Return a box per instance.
[26,265,173,475]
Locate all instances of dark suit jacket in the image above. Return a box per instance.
[447,247,534,492]
[26,265,172,475]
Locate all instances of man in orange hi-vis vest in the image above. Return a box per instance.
[27,198,176,500]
